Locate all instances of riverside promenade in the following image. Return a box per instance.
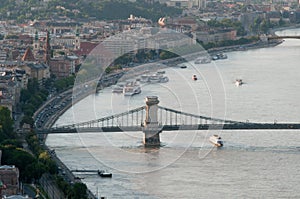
[34,72,127,199]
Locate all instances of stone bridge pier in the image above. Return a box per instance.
[142,96,162,147]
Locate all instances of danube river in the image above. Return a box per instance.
[46,29,300,198]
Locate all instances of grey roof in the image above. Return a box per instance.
[27,63,48,70]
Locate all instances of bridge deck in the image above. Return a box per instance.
[39,123,300,134]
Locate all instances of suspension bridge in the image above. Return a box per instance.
[37,96,300,146]
[267,35,300,40]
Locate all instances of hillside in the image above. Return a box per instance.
[0,0,182,22]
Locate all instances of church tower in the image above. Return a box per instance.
[44,30,51,65]
[74,27,80,50]
[33,30,40,53]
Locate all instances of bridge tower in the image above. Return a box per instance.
[143,96,162,147]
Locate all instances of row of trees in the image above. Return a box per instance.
[0,106,55,182]
[20,76,76,127]
[199,36,260,50]
[207,19,247,36]
[250,17,286,34]
[20,78,49,127]
[1,74,89,197]
[0,105,88,197]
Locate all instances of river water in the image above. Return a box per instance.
[46,29,300,198]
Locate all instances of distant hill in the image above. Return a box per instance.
[0,0,182,22]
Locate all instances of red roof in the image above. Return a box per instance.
[22,47,35,61]
[73,42,99,56]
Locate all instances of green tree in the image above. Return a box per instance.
[159,50,177,60]
[0,106,14,140]
[1,147,37,182]
[68,182,88,199]
[279,18,285,26]
[20,115,34,127]
[260,19,270,34]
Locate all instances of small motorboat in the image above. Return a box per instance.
[235,79,243,86]
[192,74,198,81]
[209,135,223,147]
[98,170,112,178]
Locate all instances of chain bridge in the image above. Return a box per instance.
[267,35,300,40]
[38,96,300,146]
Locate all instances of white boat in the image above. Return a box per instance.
[98,170,112,178]
[209,135,223,147]
[138,72,169,84]
[217,53,227,59]
[194,57,211,64]
[157,70,166,74]
[211,53,228,60]
[140,75,150,83]
[235,79,243,86]
[123,81,141,96]
[112,83,125,93]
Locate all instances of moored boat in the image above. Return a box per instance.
[194,57,211,64]
[217,53,228,59]
[209,135,223,147]
[211,53,228,61]
[112,83,125,93]
[138,72,169,83]
[123,81,141,96]
[98,170,112,178]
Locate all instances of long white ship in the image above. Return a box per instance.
[139,71,169,84]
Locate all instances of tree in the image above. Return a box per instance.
[260,19,270,34]
[279,18,285,26]
[0,106,14,140]
[1,147,37,182]
[68,182,88,199]
[159,50,177,60]
[24,162,46,182]
[20,115,34,127]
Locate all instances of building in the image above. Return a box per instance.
[166,0,194,8]
[0,69,22,114]
[21,63,50,83]
[196,29,237,44]
[49,56,78,78]
[43,31,51,65]
[73,41,98,57]
[0,165,20,197]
